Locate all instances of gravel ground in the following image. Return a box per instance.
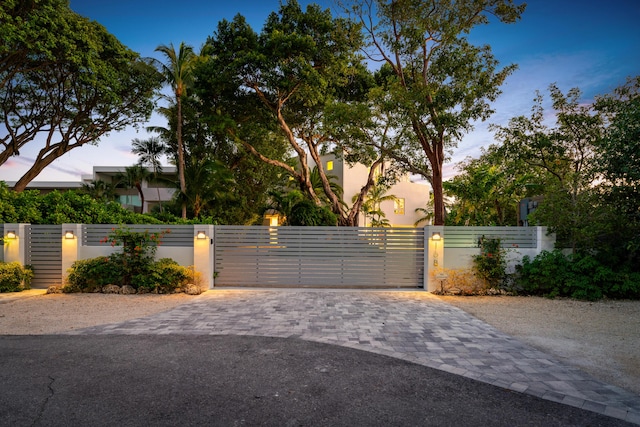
[437,295,640,397]
[1,290,638,397]
[0,291,192,334]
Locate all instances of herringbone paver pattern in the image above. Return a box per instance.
[66,290,640,424]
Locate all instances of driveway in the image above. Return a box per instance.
[0,289,638,425]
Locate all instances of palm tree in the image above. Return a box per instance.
[116,165,151,214]
[154,42,196,219]
[310,166,345,209]
[175,158,234,218]
[132,136,166,213]
[80,180,118,203]
[414,192,453,227]
[263,190,306,226]
[357,184,397,227]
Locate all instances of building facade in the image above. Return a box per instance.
[315,154,431,227]
[6,166,177,215]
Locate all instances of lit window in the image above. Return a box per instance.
[327,160,333,171]
[394,198,405,215]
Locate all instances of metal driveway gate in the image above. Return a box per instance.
[214,226,424,288]
[26,225,62,288]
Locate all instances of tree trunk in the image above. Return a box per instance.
[136,183,145,214]
[305,142,345,219]
[431,167,445,226]
[177,96,187,219]
[12,146,66,192]
[156,187,163,213]
[12,168,41,193]
[273,109,322,206]
[343,158,384,227]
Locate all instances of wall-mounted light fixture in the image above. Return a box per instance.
[431,232,442,267]
[6,230,16,239]
[196,231,207,240]
[64,230,74,239]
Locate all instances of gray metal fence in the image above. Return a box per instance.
[26,225,62,288]
[82,224,195,247]
[3,224,550,289]
[214,226,424,288]
[442,226,538,248]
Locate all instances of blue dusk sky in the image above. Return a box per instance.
[2,0,639,183]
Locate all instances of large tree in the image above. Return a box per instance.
[444,145,541,226]
[594,76,640,267]
[341,0,525,225]
[0,0,161,191]
[494,84,605,252]
[154,42,196,219]
[149,86,288,224]
[195,0,385,226]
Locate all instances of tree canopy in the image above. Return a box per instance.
[486,78,640,270]
[341,0,525,225]
[0,0,161,191]
[593,77,640,266]
[194,0,390,226]
[494,84,606,252]
[444,144,539,226]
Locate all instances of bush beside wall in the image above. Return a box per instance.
[515,250,640,300]
[0,262,33,293]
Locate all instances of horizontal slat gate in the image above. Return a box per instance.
[214,226,424,288]
[26,225,62,288]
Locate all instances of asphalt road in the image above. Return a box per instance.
[0,335,631,426]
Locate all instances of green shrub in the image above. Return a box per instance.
[472,236,506,289]
[100,226,169,288]
[140,258,194,293]
[65,257,197,293]
[64,257,120,292]
[606,270,640,299]
[514,250,640,300]
[289,200,337,226]
[0,182,163,224]
[0,262,33,292]
[64,228,199,293]
[515,250,571,297]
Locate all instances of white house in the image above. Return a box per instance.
[314,154,431,227]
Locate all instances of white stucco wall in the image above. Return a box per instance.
[316,154,432,227]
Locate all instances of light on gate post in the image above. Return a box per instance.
[432,232,441,266]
